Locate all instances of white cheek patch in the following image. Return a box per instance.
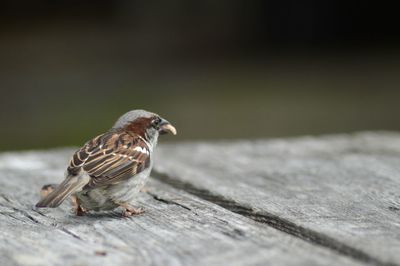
[134,146,149,155]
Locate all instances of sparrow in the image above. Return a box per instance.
[35,109,177,216]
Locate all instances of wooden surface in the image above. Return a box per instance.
[155,132,400,266]
[1,132,399,266]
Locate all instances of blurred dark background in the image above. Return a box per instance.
[0,1,399,151]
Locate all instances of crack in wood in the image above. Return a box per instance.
[60,228,83,240]
[152,171,397,266]
[0,194,11,203]
[8,206,41,224]
[146,191,192,211]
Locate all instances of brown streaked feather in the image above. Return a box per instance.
[67,130,150,188]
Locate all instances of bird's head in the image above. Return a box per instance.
[112,110,177,142]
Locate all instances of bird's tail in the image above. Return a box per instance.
[36,175,89,208]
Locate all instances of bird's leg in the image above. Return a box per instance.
[39,184,57,199]
[70,195,87,216]
[120,203,145,217]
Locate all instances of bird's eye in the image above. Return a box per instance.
[152,117,161,127]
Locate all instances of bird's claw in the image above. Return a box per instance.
[123,207,145,217]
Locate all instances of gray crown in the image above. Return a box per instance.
[112,109,156,129]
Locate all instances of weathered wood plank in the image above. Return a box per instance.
[0,149,363,266]
[154,132,400,265]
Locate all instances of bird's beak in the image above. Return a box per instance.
[159,119,177,135]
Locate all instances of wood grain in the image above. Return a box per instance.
[0,149,362,266]
[154,132,400,266]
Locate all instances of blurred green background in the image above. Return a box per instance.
[0,1,399,151]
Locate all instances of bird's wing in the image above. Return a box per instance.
[68,131,150,188]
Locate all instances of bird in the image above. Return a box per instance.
[35,109,177,216]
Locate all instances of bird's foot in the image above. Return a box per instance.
[123,207,144,217]
[120,203,144,217]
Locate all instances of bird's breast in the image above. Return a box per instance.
[108,167,151,202]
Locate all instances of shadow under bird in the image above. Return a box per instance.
[36,110,177,216]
